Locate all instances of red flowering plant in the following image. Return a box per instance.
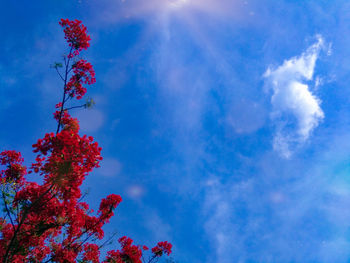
[0,18,173,263]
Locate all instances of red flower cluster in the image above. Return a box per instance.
[66,59,96,99]
[53,110,80,132]
[0,150,26,184]
[105,236,143,263]
[59,18,91,57]
[99,194,122,222]
[31,127,102,200]
[0,18,173,263]
[82,243,100,263]
[151,241,173,256]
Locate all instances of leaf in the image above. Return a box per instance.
[85,97,95,109]
[50,62,63,69]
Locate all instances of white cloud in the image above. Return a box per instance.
[264,36,325,158]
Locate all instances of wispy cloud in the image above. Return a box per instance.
[264,36,325,158]
[203,177,252,263]
[226,99,267,134]
[75,109,105,133]
[202,154,350,263]
[89,0,249,26]
[97,157,122,177]
[143,210,172,242]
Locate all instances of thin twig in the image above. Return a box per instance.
[55,67,65,82]
[98,231,118,249]
[56,47,73,134]
[1,191,15,232]
[64,104,87,111]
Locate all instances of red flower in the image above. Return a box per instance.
[0,150,26,184]
[104,236,143,263]
[66,59,96,99]
[82,243,100,263]
[59,19,91,56]
[99,194,122,222]
[55,102,63,109]
[152,241,173,256]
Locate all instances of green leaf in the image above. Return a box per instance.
[50,62,63,69]
[85,97,96,109]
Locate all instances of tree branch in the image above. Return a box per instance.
[55,67,65,82]
[64,104,87,111]
[3,184,55,263]
[1,191,15,232]
[56,47,73,134]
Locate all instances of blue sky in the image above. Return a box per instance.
[2,0,350,262]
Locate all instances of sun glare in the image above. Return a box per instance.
[168,0,189,10]
[107,0,243,21]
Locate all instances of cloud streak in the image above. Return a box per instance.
[264,36,325,158]
[90,0,248,25]
[202,157,350,263]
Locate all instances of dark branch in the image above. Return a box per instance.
[55,67,65,82]
[56,47,73,134]
[64,104,87,111]
[1,191,15,232]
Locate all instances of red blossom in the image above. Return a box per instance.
[55,102,63,109]
[83,243,100,263]
[54,110,80,131]
[66,59,96,99]
[0,150,26,184]
[59,18,91,56]
[104,236,143,263]
[98,194,122,222]
[151,241,173,257]
[31,128,102,200]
